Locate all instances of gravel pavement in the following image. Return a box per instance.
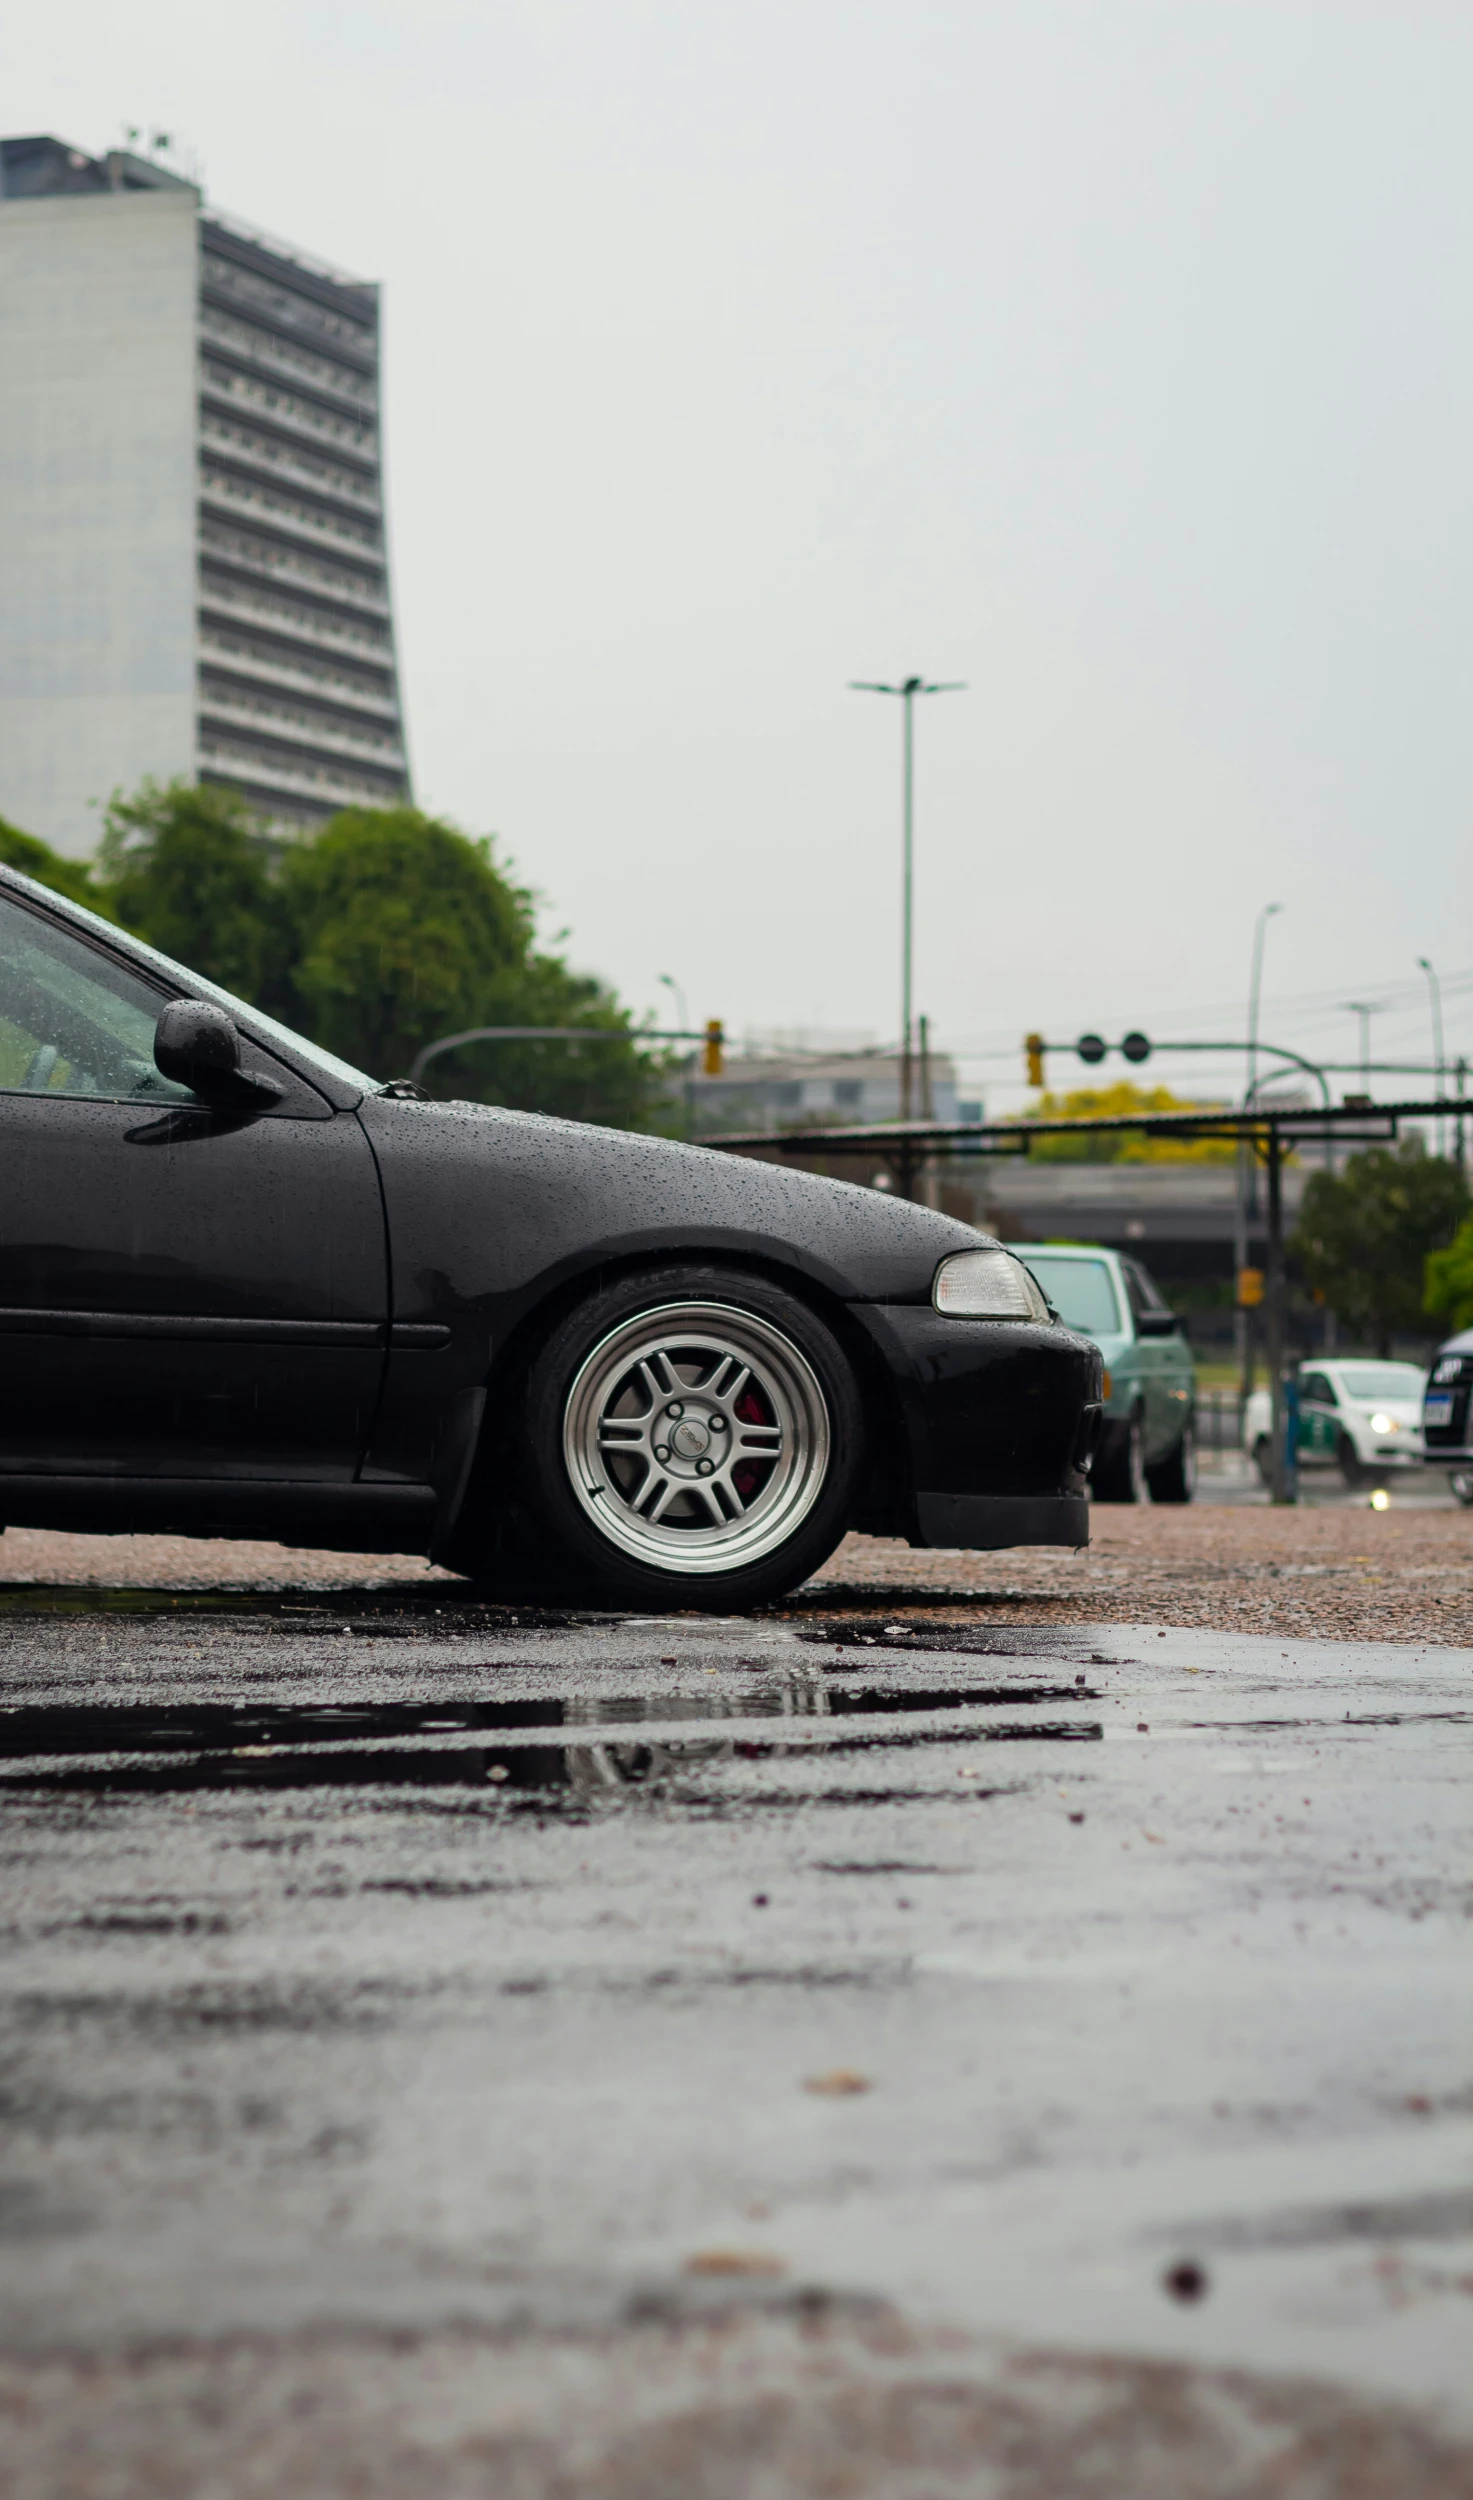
[2,1488,1469,1643]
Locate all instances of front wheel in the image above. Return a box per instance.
[1338,1432,1374,1489]
[509,1267,865,1607]
[1449,1469,1473,1508]
[1146,1416,1196,1504]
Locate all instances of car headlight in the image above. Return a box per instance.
[933,1248,1052,1322]
[1370,1412,1396,1434]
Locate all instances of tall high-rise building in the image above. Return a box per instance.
[0,134,411,855]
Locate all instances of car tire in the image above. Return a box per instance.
[504,1265,865,1608]
[1338,1431,1368,1489]
[1146,1416,1196,1504]
[1449,1469,1473,1508]
[1093,1410,1145,1504]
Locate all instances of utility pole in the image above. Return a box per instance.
[849,675,964,1126]
[1344,1001,1383,1091]
[1417,957,1446,1158]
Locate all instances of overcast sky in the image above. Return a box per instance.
[7,0,1471,1109]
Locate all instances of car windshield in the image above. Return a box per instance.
[1018,1254,1123,1336]
[1337,1364,1425,1401]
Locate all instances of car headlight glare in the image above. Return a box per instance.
[1370,1412,1395,1434]
[933,1248,1052,1322]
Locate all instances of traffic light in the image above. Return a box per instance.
[1024,1032,1045,1088]
[703,1019,724,1077]
[1237,1266,1265,1309]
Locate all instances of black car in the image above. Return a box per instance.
[0,866,1102,1606]
[1423,1327,1473,1506]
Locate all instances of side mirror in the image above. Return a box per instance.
[154,1000,283,1106]
[1134,1309,1180,1338]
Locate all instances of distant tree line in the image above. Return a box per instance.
[1024,1079,1470,1350]
[1294,1142,1471,1353]
[0,782,673,1132]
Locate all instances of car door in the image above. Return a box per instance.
[1297,1370,1338,1465]
[0,888,387,1493]
[1120,1258,1173,1459]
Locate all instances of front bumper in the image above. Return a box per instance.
[852,1305,1102,1550]
[915,1491,1090,1549]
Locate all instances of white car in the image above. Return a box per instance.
[1245,1360,1427,1488]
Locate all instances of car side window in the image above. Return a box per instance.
[1301,1372,1335,1406]
[1121,1259,1166,1320]
[0,895,193,1103]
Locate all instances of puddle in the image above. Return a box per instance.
[0,1586,597,1627]
[0,1678,1099,1763]
[797,1624,1126,1666]
[1165,2187,1473,2251]
[0,1681,1102,1799]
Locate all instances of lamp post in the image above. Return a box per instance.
[1237,903,1282,1414]
[1246,902,1283,1109]
[657,973,690,1039]
[1417,957,1446,1157]
[659,975,693,1135]
[849,675,964,1123]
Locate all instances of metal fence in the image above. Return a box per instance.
[1196,1387,1243,1452]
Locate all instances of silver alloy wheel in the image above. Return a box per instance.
[561,1301,831,1576]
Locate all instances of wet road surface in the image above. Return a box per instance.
[1,1589,1469,2493]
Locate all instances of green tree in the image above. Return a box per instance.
[277,804,669,1127]
[0,815,116,917]
[1026,1080,1237,1163]
[98,780,282,1002]
[276,805,533,1075]
[1293,1140,1468,1354]
[61,781,668,1132]
[1425,1212,1473,1335]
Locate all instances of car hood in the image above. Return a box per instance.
[359,1095,991,1314]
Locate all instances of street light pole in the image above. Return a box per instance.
[1246,901,1282,1109]
[1238,903,1282,1414]
[1417,957,1446,1157]
[850,675,965,1124]
[659,975,693,1136]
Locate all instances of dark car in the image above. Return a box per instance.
[0,866,1102,1606]
[1422,1327,1473,1505]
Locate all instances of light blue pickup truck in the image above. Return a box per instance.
[1015,1243,1196,1502]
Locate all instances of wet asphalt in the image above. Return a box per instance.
[0,1587,1469,2437]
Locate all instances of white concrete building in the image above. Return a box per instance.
[687,1048,964,1136]
[0,135,410,855]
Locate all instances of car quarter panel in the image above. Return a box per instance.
[354,1098,981,1497]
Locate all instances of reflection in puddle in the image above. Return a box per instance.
[0,1678,1101,1800]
